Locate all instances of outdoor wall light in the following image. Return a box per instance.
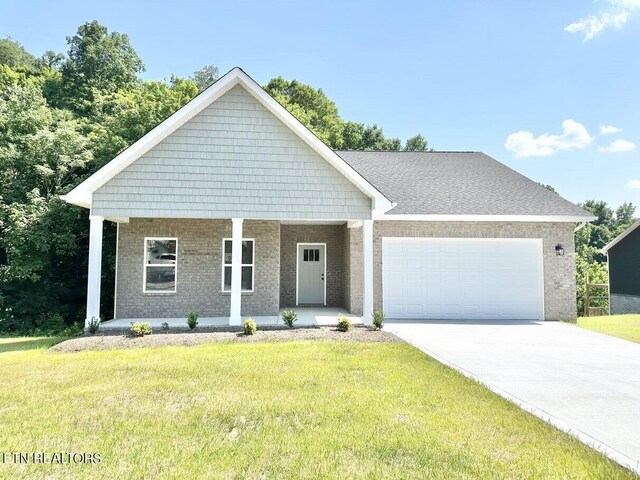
[555,244,564,256]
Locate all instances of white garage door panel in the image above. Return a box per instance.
[382,238,544,320]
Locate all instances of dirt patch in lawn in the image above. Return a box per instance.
[49,326,400,353]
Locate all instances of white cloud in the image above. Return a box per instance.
[599,124,623,134]
[505,119,593,158]
[599,139,636,152]
[626,179,640,189]
[565,0,640,41]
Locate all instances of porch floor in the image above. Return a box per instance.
[99,307,363,330]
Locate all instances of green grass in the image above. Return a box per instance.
[0,336,68,353]
[0,340,634,479]
[577,314,640,343]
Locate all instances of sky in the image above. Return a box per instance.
[1,0,639,210]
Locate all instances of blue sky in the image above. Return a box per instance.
[2,0,639,209]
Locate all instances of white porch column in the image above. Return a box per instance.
[86,215,104,328]
[229,218,244,326]
[363,219,374,326]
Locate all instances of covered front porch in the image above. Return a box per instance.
[99,307,364,330]
[85,217,375,328]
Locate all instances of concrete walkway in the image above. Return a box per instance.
[385,320,640,474]
[100,307,363,330]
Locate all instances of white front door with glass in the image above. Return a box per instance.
[297,244,325,305]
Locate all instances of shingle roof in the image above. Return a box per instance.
[336,151,594,219]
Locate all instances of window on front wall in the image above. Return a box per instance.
[222,239,254,292]
[144,238,177,293]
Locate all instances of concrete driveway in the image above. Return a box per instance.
[385,320,640,473]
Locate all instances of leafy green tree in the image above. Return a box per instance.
[360,124,401,151]
[191,64,219,91]
[404,133,431,151]
[264,77,344,148]
[580,200,614,227]
[60,21,144,112]
[0,38,37,71]
[0,76,92,332]
[615,202,636,228]
[574,198,636,314]
[38,50,65,69]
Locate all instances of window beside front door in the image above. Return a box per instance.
[222,239,254,292]
[144,238,177,293]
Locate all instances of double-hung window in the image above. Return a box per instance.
[222,239,254,292]
[144,238,177,293]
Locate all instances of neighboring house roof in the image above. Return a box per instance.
[337,151,595,222]
[602,219,640,252]
[62,67,393,216]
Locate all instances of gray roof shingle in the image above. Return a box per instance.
[336,151,593,219]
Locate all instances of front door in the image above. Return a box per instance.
[297,244,325,305]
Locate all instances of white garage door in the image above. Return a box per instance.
[382,238,544,320]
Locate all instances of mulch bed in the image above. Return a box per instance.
[49,326,400,353]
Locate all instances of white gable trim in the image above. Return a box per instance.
[61,67,392,214]
[602,219,640,253]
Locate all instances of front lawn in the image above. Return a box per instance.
[0,336,68,353]
[577,314,640,343]
[0,339,633,479]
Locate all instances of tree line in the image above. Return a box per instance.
[0,21,431,334]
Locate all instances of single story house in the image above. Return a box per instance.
[62,67,594,327]
[602,220,640,314]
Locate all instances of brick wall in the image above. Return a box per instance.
[115,219,577,321]
[279,224,346,307]
[115,218,280,319]
[372,221,577,322]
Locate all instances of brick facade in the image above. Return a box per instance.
[114,219,576,322]
[115,218,280,319]
[279,224,346,307]
[371,221,577,322]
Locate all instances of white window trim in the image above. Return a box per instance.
[143,237,178,294]
[296,242,327,306]
[221,238,255,293]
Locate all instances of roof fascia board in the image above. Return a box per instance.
[378,214,596,223]
[602,219,640,252]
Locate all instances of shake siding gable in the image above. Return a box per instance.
[91,85,372,220]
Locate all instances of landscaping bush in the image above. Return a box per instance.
[337,314,351,332]
[281,310,297,328]
[372,309,385,330]
[161,322,169,332]
[243,318,257,335]
[130,322,152,337]
[87,317,100,334]
[186,311,199,330]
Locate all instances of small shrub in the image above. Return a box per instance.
[161,322,170,332]
[87,316,100,334]
[243,318,257,335]
[372,309,385,330]
[186,311,199,330]
[281,310,297,328]
[130,322,153,337]
[337,314,351,332]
